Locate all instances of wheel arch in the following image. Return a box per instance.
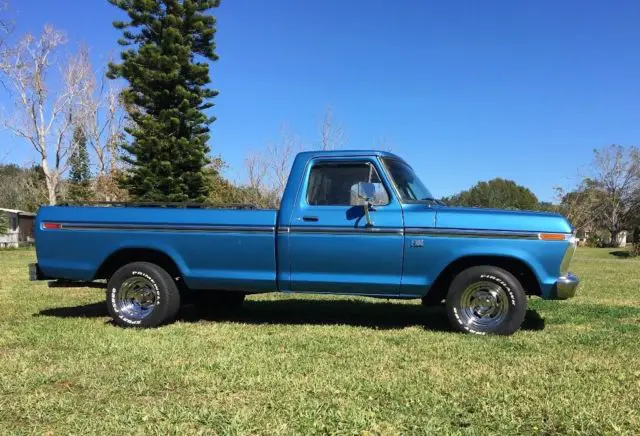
[94,247,184,281]
[425,254,542,302]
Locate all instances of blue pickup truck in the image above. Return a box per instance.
[30,150,579,335]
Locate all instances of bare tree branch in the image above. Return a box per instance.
[242,125,301,208]
[318,106,345,150]
[0,25,92,205]
[373,136,393,152]
[267,125,300,205]
[80,55,125,178]
[564,145,640,246]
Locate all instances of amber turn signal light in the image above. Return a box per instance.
[538,233,566,241]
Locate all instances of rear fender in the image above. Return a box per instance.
[95,241,189,280]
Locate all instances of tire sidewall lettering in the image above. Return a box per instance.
[110,270,161,326]
[449,269,524,335]
[479,273,517,307]
[452,306,487,335]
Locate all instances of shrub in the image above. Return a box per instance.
[586,233,606,248]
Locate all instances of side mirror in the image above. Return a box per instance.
[357,182,376,202]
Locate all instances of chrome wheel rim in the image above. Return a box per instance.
[458,281,509,329]
[115,276,158,320]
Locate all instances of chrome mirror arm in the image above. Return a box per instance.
[363,201,374,227]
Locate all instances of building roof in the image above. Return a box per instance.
[0,208,36,217]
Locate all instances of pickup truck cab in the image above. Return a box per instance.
[31,150,579,335]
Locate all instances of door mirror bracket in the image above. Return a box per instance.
[357,182,376,227]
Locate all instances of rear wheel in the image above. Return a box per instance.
[445,266,527,335]
[106,262,181,328]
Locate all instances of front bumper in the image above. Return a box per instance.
[552,273,580,299]
[548,232,579,300]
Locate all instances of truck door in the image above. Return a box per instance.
[285,157,404,296]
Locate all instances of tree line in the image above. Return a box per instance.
[555,145,639,248]
[442,144,640,249]
[0,1,351,211]
[0,1,638,251]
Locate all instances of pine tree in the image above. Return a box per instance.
[67,127,93,202]
[107,0,220,202]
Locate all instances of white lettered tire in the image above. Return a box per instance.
[445,266,527,335]
[106,262,181,328]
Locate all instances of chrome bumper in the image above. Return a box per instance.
[553,273,580,299]
[551,233,579,300]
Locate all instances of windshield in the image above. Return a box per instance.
[382,158,434,203]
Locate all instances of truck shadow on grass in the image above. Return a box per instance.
[37,298,546,332]
[609,250,632,258]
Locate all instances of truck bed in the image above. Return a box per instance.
[35,206,278,291]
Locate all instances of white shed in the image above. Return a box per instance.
[0,208,36,248]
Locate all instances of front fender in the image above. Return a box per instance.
[402,237,568,298]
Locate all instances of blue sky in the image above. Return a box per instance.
[1,0,639,202]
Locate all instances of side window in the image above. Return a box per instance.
[307,162,390,206]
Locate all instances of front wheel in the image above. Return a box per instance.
[445,266,527,335]
[106,262,181,328]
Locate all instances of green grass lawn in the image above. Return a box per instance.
[1,248,639,434]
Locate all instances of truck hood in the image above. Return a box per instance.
[434,206,572,233]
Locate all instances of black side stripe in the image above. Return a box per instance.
[285,227,540,239]
[45,223,549,240]
[48,223,275,233]
[286,226,403,235]
[404,228,540,240]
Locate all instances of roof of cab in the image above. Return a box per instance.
[294,149,402,160]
